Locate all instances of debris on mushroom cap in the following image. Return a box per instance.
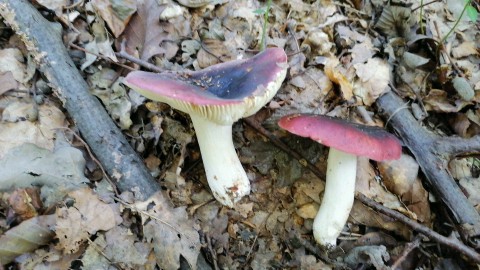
[124,48,288,125]
[278,114,402,161]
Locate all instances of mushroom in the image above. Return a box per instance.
[278,114,402,247]
[124,48,288,207]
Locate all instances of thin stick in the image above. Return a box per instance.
[68,43,135,71]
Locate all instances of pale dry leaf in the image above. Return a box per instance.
[34,0,67,13]
[459,177,480,207]
[378,154,431,223]
[344,245,390,270]
[452,41,478,58]
[350,41,375,65]
[355,157,415,219]
[0,100,67,159]
[90,69,132,129]
[55,188,122,254]
[0,215,56,265]
[103,226,150,266]
[354,58,390,105]
[135,192,200,270]
[0,143,88,206]
[121,0,189,61]
[423,89,471,112]
[91,0,136,38]
[0,72,18,95]
[0,48,28,83]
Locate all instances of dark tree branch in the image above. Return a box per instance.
[435,135,480,158]
[376,91,480,242]
[0,0,161,200]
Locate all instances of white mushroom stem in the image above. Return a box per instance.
[313,148,357,247]
[190,114,250,207]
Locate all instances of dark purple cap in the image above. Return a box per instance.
[124,48,288,125]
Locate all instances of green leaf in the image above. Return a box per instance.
[253,7,266,15]
[466,5,478,22]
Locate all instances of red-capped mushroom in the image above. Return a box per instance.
[278,114,402,247]
[124,48,288,207]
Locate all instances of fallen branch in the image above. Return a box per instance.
[0,0,160,200]
[376,91,480,244]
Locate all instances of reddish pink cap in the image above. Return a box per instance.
[124,48,288,125]
[278,114,402,161]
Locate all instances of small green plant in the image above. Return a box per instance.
[253,0,272,51]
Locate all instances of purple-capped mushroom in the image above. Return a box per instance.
[124,48,288,207]
[279,114,402,247]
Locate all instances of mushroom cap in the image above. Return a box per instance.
[124,48,288,125]
[278,114,402,161]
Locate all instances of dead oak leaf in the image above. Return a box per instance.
[55,188,122,254]
[121,0,189,61]
[91,0,137,38]
[353,58,390,105]
[135,192,200,270]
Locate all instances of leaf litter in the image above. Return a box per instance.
[1,0,480,269]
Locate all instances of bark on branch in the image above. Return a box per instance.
[0,0,161,200]
[376,91,480,243]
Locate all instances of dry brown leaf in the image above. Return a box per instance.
[0,100,66,159]
[121,0,189,61]
[55,188,122,254]
[0,215,56,265]
[423,89,471,112]
[91,0,136,38]
[7,188,43,223]
[136,192,200,270]
[196,39,232,68]
[325,57,354,101]
[353,58,390,105]
[0,48,28,83]
[0,72,18,95]
[378,154,431,224]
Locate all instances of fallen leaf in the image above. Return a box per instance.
[55,188,122,254]
[0,215,56,265]
[0,72,18,95]
[0,143,88,206]
[325,57,354,101]
[0,99,67,159]
[378,154,431,224]
[91,0,136,38]
[353,58,390,105]
[136,192,200,270]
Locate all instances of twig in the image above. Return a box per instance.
[113,196,199,248]
[86,238,124,270]
[357,192,480,263]
[116,39,163,73]
[206,233,219,270]
[390,235,422,269]
[243,115,480,263]
[0,0,162,199]
[55,127,120,196]
[68,43,135,71]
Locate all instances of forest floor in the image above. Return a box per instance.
[0,0,480,269]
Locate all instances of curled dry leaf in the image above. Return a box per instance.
[0,100,67,159]
[0,215,56,265]
[378,154,431,224]
[55,188,122,254]
[91,0,136,38]
[135,192,200,270]
[353,58,390,105]
[0,143,87,206]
